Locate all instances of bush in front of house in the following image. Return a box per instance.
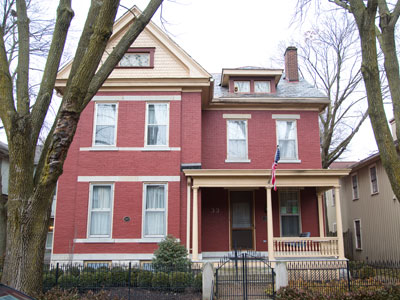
[152,272,169,289]
[137,270,153,288]
[169,271,192,292]
[193,273,202,291]
[65,265,81,277]
[57,274,78,289]
[276,284,400,300]
[110,266,128,286]
[152,235,190,272]
[43,274,57,289]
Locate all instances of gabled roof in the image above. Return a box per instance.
[55,6,211,92]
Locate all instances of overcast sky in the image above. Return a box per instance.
[2,0,386,161]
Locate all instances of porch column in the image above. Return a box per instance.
[186,178,191,252]
[266,187,274,261]
[192,186,199,261]
[317,192,325,238]
[335,187,345,259]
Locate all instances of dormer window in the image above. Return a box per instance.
[254,81,271,93]
[234,81,250,93]
[117,47,155,68]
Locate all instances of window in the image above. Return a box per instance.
[46,219,54,250]
[146,103,169,146]
[118,47,155,68]
[234,81,250,93]
[331,190,336,207]
[280,190,300,237]
[88,184,113,238]
[84,261,112,269]
[227,120,248,161]
[93,103,117,146]
[352,174,359,199]
[369,165,378,194]
[276,120,298,160]
[354,219,362,250]
[254,81,271,93]
[143,184,167,237]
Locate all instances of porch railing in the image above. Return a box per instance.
[273,237,339,258]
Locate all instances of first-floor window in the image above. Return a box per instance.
[354,219,362,250]
[280,190,300,237]
[89,184,113,237]
[227,120,248,160]
[144,184,166,237]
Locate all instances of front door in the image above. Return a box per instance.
[230,191,254,250]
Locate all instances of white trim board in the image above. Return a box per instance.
[272,114,301,119]
[93,95,181,101]
[51,253,155,262]
[77,176,180,182]
[80,147,181,151]
[74,238,166,243]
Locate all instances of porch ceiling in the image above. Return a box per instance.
[183,169,350,190]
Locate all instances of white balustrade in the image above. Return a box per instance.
[273,237,339,257]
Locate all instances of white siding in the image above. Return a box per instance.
[1,158,9,195]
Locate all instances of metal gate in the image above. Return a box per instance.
[215,251,275,300]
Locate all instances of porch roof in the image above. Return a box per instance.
[183,169,350,191]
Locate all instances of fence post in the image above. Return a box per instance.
[242,254,246,300]
[128,262,131,300]
[346,260,351,292]
[272,268,275,299]
[202,262,214,300]
[55,263,59,286]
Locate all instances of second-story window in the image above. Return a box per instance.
[352,174,359,200]
[276,120,298,160]
[94,103,117,146]
[227,120,248,161]
[146,103,169,146]
[369,165,378,194]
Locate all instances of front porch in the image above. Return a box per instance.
[183,169,349,262]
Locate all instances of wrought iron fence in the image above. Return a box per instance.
[287,259,400,295]
[215,251,275,300]
[42,262,202,300]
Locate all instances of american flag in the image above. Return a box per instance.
[271,146,280,191]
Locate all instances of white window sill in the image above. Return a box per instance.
[225,159,251,163]
[142,147,176,151]
[83,146,118,151]
[371,192,379,196]
[80,146,181,152]
[74,237,169,244]
[279,159,301,163]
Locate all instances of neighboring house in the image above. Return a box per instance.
[330,120,400,261]
[52,7,350,265]
[0,141,9,260]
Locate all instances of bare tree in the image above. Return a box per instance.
[0,0,163,294]
[296,0,400,200]
[300,13,368,168]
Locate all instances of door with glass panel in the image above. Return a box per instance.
[230,191,254,250]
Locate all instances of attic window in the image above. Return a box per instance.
[234,81,250,93]
[255,81,271,93]
[118,47,155,68]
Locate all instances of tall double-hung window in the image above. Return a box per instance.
[94,103,117,146]
[146,103,169,146]
[280,190,301,237]
[143,184,167,237]
[226,120,249,162]
[89,184,113,238]
[276,119,298,160]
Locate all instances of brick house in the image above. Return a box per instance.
[52,7,349,265]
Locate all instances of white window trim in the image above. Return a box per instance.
[278,190,302,237]
[87,183,115,239]
[92,102,118,147]
[142,183,168,239]
[275,119,300,162]
[351,173,359,200]
[354,219,362,250]
[369,164,379,195]
[144,102,169,148]
[225,119,250,163]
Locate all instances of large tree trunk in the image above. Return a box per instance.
[350,0,400,201]
[0,195,6,264]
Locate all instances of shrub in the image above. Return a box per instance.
[43,274,57,289]
[129,268,140,287]
[95,271,112,287]
[193,273,202,291]
[65,265,81,277]
[152,235,190,272]
[49,267,64,278]
[137,270,153,288]
[34,288,121,300]
[57,274,77,288]
[79,273,98,288]
[152,272,169,290]
[110,266,128,285]
[169,271,191,292]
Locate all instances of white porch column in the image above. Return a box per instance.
[317,192,325,238]
[186,178,191,252]
[335,187,345,259]
[266,187,274,261]
[192,186,199,261]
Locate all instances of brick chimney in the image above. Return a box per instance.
[284,46,299,82]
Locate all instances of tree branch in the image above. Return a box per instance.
[15,0,30,114]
